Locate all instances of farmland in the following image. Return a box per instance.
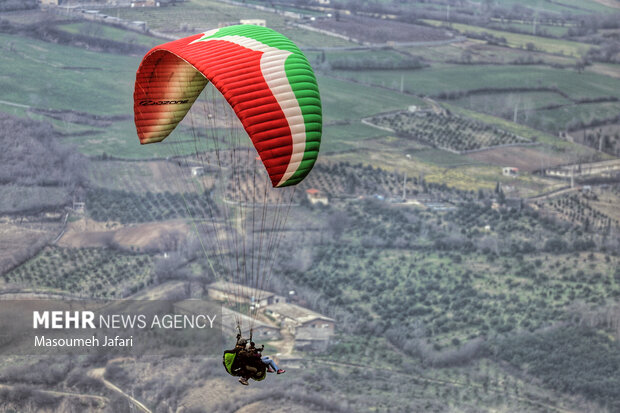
[465,146,571,172]
[110,0,289,33]
[0,221,59,275]
[368,111,530,153]
[109,0,357,48]
[536,189,620,231]
[308,15,452,44]
[450,91,574,115]
[574,123,620,156]
[490,0,617,13]
[0,30,425,159]
[290,196,620,326]
[423,20,593,57]
[0,33,137,113]
[487,20,572,37]
[0,0,619,412]
[450,91,620,133]
[3,246,154,298]
[56,22,161,49]
[89,160,219,194]
[332,64,620,101]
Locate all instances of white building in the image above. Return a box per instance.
[191,166,204,176]
[240,19,266,27]
[502,167,519,177]
[306,188,328,205]
[545,160,620,179]
[207,281,287,309]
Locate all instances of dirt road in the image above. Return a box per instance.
[88,367,152,413]
[0,383,108,407]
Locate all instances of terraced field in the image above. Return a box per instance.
[424,20,593,56]
[369,111,530,153]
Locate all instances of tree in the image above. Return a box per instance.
[497,186,506,205]
[461,49,473,64]
[544,237,567,253]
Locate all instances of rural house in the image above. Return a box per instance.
[173,300,281,341]
[190,166,204,177]
[240,19,266,27]
[221,307,281,341]
[207,281,287,309]
[72,201,85,214]
[306,188,328,205]
[131,1,159,7]
[502,167,519,177]
[265,302,335,351]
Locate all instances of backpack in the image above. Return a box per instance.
[222,350,267,381]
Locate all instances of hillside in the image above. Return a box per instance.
[0,1,619,412]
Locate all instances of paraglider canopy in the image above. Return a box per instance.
[133,24,321,352]
[134,24,322,187]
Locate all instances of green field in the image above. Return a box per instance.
[321,122,389,153]
[60,75,424,158]
[451,90,574,115]
[444,102,614,164]
[277,27,359,49]
[333,64,620,101]
[488,21,572,37]
[445,103,565,145]
[306,48,424,69]
[0,33,137,113]
[424,20,594,57]
[6,7,613,162]
[478,0,617,14]
[319,76,425,121]
[6,25,600,164]
[1,31,425,159]
[370,111,530,152]
[450,91,620,131]
[57,22,162,48]
[528,100,620,131]
[414,41,579,66]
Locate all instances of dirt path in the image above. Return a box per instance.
[88,367,152,413]
[587,63,620,79]
[526,185,575,201]
[0,100,30,109]
[423,97,448,116]
[58,218,188,251]
[270,326,295,357]
[0,383,108,406]
[252,312,296,356]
